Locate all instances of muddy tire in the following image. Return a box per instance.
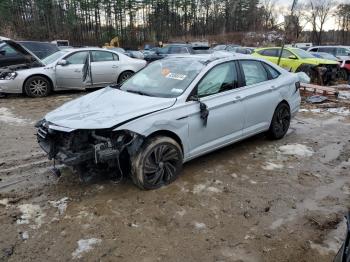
[267,103,291,140]
[130,136,183,190]
[24,76,52,97]
[338,69,348,81]
[118,71,134,83]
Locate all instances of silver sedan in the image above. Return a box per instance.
[0,48,146,97]
[36,53,301,189]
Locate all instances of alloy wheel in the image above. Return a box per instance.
[29,79,48,96]
[143,143,181,187]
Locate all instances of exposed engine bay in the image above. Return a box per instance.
[296,63,339,86]
[36,120,144,181]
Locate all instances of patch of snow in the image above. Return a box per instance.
[21,231,29,240]
[72,238,102,259]
[176,209,186,217]
[326,107,350,116]
[230,173,238,179]
[16,204,45,228]
[206,186,222,193]
[0,198,9,207]
[279,144,314,157]
[298,109,309,112]
[270,218,284,230]
[262,162,284,170]
[249,180,258,185]
[0,107,28,125]
[49,197,69,215]
[338,91,350,100]
[193,184,206,194]
[194,222,206,230]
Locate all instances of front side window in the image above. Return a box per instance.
[281,50,293,58]
[91,51,117,62]
[197,62,237,97]
[241,60,268,86]
[260,49,278,57]
[65,51,89,64]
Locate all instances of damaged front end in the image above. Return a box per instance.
[296,63,339,85]
[36,119,144,181]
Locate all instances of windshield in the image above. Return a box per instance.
[120,58,205,98]
[291,48,315,59]
[42,50,70,65]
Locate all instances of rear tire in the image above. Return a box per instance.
[118,71,134,83]
[24,76,51,97]
[267,103,291,140]
[131,136,183,190]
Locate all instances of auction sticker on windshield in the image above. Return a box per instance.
[166,73,187,80]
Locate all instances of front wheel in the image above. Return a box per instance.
[131,136,183,190]
[24,76,52,97]
[267,103,291,140]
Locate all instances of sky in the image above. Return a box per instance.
[275,0,348,31]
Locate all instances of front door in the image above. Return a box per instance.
[55,51,89,89]
[90,50,121,87]
[187,61,244,158]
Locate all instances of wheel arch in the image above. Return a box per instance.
[117,69,135,83]
[22,74,54,93]
[147,130,184,154]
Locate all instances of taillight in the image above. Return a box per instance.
[295,81,300,92]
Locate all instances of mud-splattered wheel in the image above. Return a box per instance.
[131,136,183,190]
[24,76,52,97]
[267,103,291,140]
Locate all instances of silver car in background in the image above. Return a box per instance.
[36,53,301,190]
[0,47,146,97]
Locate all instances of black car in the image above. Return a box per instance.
[0,40,59,68]
[144,44,211,63]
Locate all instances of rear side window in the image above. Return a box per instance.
[240,60,269,86]
[91,51,117,62]
[336,48,349,56]
[319,47,335,54]
[263,63,280,79]
[169,46,189,54]
[308,47,318,52]
[259,49,278,57]
[197,62,238,97]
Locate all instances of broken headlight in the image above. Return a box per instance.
[0,71,17,80]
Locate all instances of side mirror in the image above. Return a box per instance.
[0,50,6,56]
[189,95,209,126]
[57,59,68,66]
[288,55,298,60]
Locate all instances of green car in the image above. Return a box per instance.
[252,47,339,85]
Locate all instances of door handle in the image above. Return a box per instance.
[112,65,119,68]
[74,69,81,73]
[235,96,241,99]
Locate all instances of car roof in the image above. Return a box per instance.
[164,52,249,64]
[310,45,350,48]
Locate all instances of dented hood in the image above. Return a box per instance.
[45,87,176,130]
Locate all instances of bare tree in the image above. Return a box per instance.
[260,0,278,30]
[306,0,334,44]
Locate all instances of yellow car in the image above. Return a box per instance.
[252,47,339,85]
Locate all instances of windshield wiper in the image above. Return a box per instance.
[126,90,151,96]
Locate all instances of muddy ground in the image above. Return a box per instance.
[0,92,349,262]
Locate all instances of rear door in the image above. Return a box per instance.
[55,51,89,89]
[90,50,121,87]
[187,61,244,157]
[237,60,281,137]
